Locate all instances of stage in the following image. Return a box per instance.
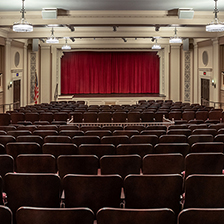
[58,93,166,105]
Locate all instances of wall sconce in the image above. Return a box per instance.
[8,81,12,90]
[212,79,216,88]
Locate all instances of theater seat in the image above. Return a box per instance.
[16,154,57,173]
[142,154,184,174]
[16,207,94,224]
[100,154,141,178]
[97,208,176,224]
[184,175,224,209]
[0,206,12,224]
[63,174,123,214]
[57,155,99,177]
[178,208,224,224]
[124,174,182,215]
[5,173,61,215]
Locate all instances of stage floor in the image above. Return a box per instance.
[58,93,166,105]
[63,93,164,98]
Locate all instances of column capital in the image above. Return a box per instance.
[212,38,219,45]
[5,38,12,46]
[170,44,181,49]
[59,50,64,59]
[23,40,28,48]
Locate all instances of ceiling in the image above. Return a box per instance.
[0,0,224,11]
[0,0,224,45]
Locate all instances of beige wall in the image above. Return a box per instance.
[1,34,224,107]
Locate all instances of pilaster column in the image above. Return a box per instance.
[164,46,170,99]
[40,45,51,103]
[4,39,12,107]
[157,50,164,96]
[22,41,28,106]
[58,50,64,97]
[212,38,220,103]
[170,44,181,102]
[51,46,57,101]
[193,40,200,104]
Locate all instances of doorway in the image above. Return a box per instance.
[13,80,20,110]
[201,78,210,106]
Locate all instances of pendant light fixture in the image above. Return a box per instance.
[152,38,161,50]
[13,0,33,32]
[169,27,182,44]
[46,28,59,44]
[62,38,71,50]
[206,0,224,32]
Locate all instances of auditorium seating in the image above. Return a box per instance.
[154,143,190,156]
[97,208,176,224]
[141,129,166,137]
[79,144,116,158]
[42,143,78,158]
[184,175,224,209]
[178,208,224,224]
[16,135,44,146]
[159,135,187,143]
[100,155,141,178]
[44,135,72,143]
[5,173,61,214]
[6,142,42,160]
[2,100,224,223]
[0,155,14,181]
[85,128,110,136]
[124,174,182,215]
[63,174,123,213]
[130,135,158,146]
[142,154,184,174]
[113,130,139,137]
[72,136,101,146]
[184,153,224,177]
[190,142,224,153]
[57,155,98,177]
[16,154,57,173]
[16,207,94,224]
[0,206,12,224]
[101,135,130,146]
[116,143,153,157]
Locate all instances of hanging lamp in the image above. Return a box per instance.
[62,38,71,50]
[46,28,59,44]
[152,39,161,49]
[169,27,182,44]
[13,0,33,32]
[206,0,224,32]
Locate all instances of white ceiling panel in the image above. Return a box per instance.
[0,0,223,11]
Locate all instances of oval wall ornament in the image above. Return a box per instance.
[202,51,208,66]
[15,52,20,67]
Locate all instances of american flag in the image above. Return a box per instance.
[34,71,39,104]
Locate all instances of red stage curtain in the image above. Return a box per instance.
[61,51,159,94]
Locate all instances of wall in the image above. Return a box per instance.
[197,40,220,105]
[1,33,224,107]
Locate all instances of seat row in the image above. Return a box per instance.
[0,152,223,179]
[2,122,224,132]
[2,205,224,224]
[1,131,224,146]
[3,110,224,124]
[3,125,224,137]
[0,111,167,125]
[1,137,224,159]
[0,173,224,217]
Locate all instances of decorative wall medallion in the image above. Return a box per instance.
[15,52,20,67]
[202,51,208,66]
